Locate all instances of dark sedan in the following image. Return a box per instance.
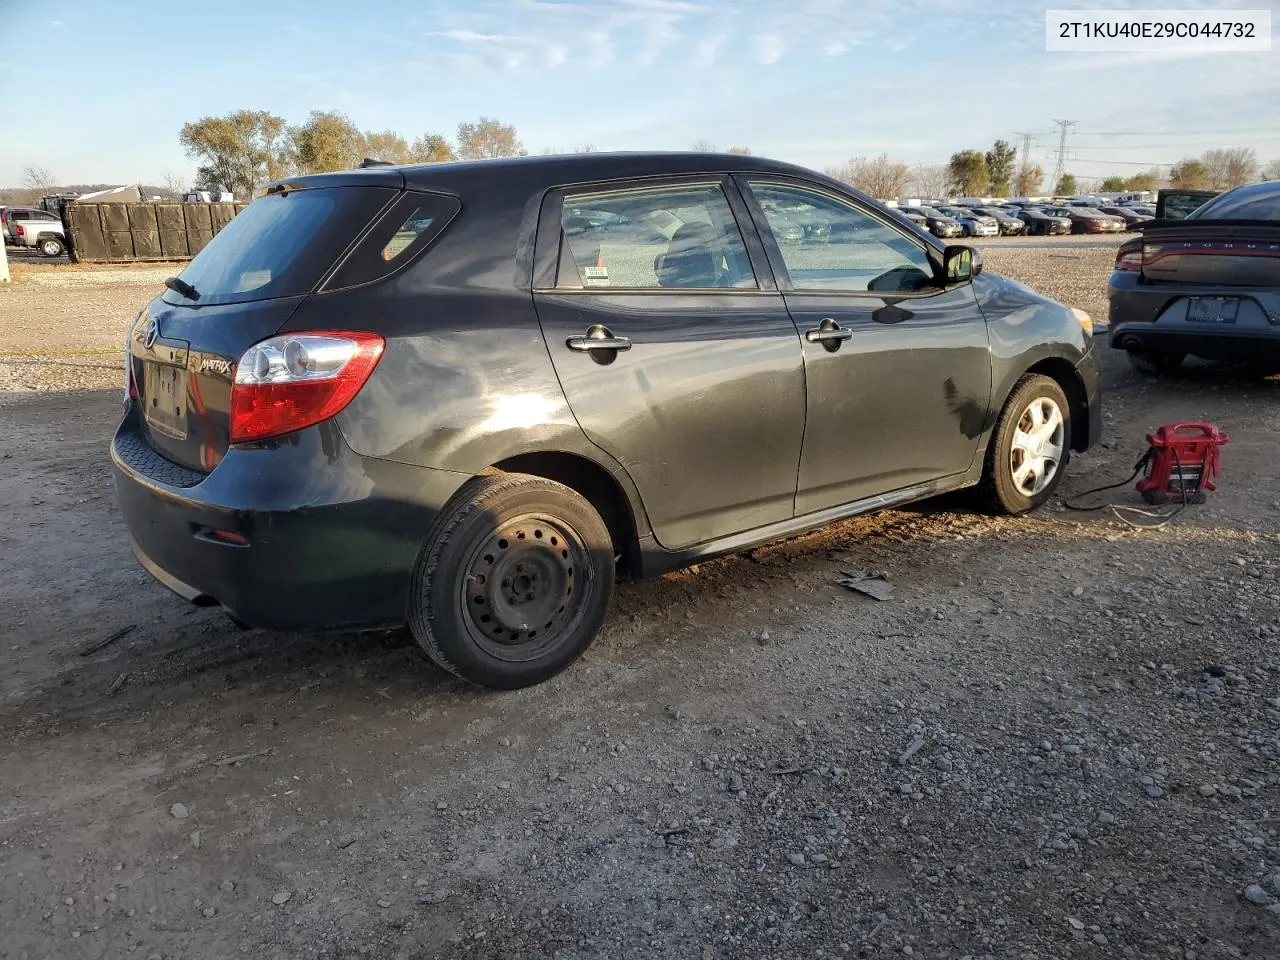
[902,204,964,238]
[1108,179,1280,377]
[1098,206,1153,230]
[112,152,1101,689]
[973,206,1027,236]
[1016,207,1072,236]
[1038,205,1126,234]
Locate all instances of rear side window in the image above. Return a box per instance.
[555,183,756,290]
[167,186,397,306]
[1191,186,1280,221]
[325,191,461,290]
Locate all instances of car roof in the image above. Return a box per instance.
[268,152,853,198]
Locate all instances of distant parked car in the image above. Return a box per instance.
[894,208,931,231]
[4,207,66,256]
[1016,207,1072,236]
[902,205,964,238]
[932,205,1000,238]
[1097,206,1153,230]
[973,206,1027,236]
[1038,206,1126,234]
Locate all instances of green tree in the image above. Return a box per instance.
[1125,169,1160,191]
[363,130,413,164]
[291,110,368,174]
[947,151,988,195]
[1014,164,1043,196]
[179,110,291,198]
[410,133,457,163]
[456,117,526,160]
[1054,172,1077,195]
[984,140,1017,195]
[1099,175,1128,192]
[1170,158,1209,189]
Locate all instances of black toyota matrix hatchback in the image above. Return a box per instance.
[113,152,1102,688]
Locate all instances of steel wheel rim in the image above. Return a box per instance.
[1009,396,1065,497]
[458,512,592,662]
[42,240,60,256]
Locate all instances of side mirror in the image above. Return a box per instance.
[943,244,982,283]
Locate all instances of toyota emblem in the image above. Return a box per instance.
[142,317,160,350]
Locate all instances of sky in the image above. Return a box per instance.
[2,0,1279,188]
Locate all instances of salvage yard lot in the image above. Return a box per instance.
[2,235,1279,959]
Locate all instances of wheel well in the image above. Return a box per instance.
[492,452,640,577]
[1024,357,1089,452]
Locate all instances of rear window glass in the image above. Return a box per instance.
[165,186,396,306]
[1191,186,1280,221]
[324,191,460,290]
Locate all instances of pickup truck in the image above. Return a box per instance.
[2,206,66,257]
[1107,181,1280,376]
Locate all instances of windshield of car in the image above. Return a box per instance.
[167,186,397,306]
[1188,184,1280,221]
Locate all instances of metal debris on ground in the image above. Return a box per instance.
[79,624,136,657]
[836,569,895,601]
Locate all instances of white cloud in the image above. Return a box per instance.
[50,19,63,27]
[694,32,727,68]
[432,29,521,44]
[546,44,568,67]
[753,34,784,65]
[823,40,848,57]
[583,29,615,68]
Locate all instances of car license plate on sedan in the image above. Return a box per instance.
[143,363,188,438]
[1186,297,1240,324]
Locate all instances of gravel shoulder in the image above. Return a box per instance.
[2,243,1279,960]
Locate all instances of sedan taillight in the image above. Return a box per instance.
[1114,244,1143,272]
[229,331,384,443]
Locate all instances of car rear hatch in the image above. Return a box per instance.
[128,177,403,474]
[1141,220,1280,287]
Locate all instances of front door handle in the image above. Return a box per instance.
[804,318,853,351]
[567,325,632,353]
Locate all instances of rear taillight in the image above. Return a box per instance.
[1115,244,1143,272]
[14,224,23,237]
[229,331,384,443]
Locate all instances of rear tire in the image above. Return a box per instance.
[39,236,65,258]
[979,375,1071,515]
[408,473,615,689]
[1127,350,1184,376]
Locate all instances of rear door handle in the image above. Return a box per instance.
[567,325,632,352]
[804,318,853,348]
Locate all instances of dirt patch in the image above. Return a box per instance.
[1,244,1279,959]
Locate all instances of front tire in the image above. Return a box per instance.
[40,236,65,257]
[408,473,615,689]
[979,375,1071,515]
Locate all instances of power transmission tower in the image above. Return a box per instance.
[1013,131,1037,192]
[1051,119,1077,189]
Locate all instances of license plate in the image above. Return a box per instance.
[143,363,188,439]
[1186,297,1240,324]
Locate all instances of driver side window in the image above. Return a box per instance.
[749,182,936,293]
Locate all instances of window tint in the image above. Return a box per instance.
[750,183,936,293]
[168,186,396,306]
[557,183,755,290]
[381,207,437,261]
[1191,185,1280,220]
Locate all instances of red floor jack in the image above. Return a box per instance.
[1066,421,1228,526]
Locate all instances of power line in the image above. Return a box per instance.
[1051,119,1077,187]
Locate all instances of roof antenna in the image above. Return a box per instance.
[359,157,395,168]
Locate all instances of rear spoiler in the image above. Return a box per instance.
[1137,218,1280,234]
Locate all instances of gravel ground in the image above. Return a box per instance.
[2,239,1279,960]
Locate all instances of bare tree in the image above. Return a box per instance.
[908,164,950,199]
[1203,147,1257,189]
[1264,157,1280,181]
[22,165,56,192]
[160,170,189,198]
[826,155,911,200]
[726,146,751,156]
[456,117,526,160]
[690,139,716,153]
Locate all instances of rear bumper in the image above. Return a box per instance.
[111,413,469,631]
[1107,272,1280,362]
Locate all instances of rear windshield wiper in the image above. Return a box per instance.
[165,276,200,301]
